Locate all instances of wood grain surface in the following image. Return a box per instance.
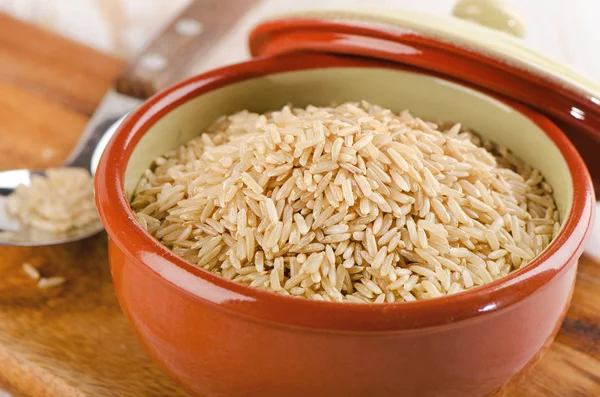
[0,14,598,397]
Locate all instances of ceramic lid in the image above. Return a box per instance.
[249,8,600,195]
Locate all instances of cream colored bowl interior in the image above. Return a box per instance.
[125,68,572,221]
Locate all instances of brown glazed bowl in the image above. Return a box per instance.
[95,10,597,397]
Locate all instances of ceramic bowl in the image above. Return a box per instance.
[95,51,594,397]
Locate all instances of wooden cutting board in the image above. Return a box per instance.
[0,14,598,397]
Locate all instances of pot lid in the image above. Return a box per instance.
[249,8,600,196]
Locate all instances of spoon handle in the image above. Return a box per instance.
[65,90,138,172]
[115,0,261,99]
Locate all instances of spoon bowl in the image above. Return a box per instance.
[0,114,128,246]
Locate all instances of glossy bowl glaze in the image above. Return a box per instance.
[95,53,595,397]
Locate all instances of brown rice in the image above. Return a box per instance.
[131,101,559,303]
[6,167,99,232]
[22,262,40,280]
[37,276,66,289]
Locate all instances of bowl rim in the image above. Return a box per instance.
[95,52,595,331]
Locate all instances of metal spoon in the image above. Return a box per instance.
[0,0,261,247]
[0,100,133,246]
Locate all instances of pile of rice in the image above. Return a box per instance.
[6,167,99,232]
[131,102,559,303]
